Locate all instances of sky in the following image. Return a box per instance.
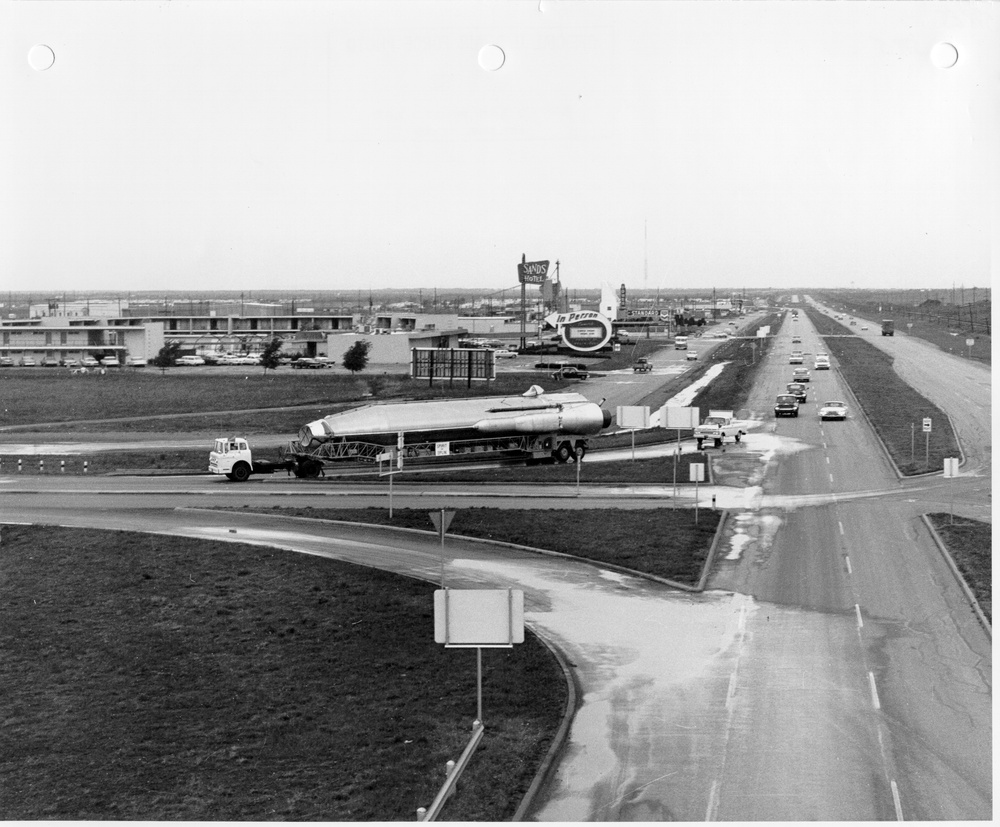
[2,1,997,294]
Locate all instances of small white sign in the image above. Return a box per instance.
[617,406,651,429]
[922,417,932,433]
[663,406,699,429]
[966,338,974,348]
[689,463,705,482]
[435,441,451,456]
[943,457,960,477]
[434,589,525,648]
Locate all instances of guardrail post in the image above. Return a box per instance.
[18,459,22,473]
[416,807,427,821]
[60,460,65,473]
[39,458,44,473]
[84,460,88,473]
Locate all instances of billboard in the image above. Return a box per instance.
[410,348,495,381]
[517,259,550,284]
[544,310,613,352]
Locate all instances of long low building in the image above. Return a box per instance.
[0,316,164,366]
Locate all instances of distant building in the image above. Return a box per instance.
[0,315,164,365]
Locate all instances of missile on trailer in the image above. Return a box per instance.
[296,385,612,449]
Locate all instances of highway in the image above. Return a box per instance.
[0,309,990,820]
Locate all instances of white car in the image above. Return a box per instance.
[814,358,830,370]
[493,349,518,359]
[81,356,100,368]
[819,401,848,420]
[126,357,147,367]
[685,350,698,360]
[176,355,206,366]
[100,356,120,367]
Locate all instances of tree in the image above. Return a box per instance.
[342,340,372,374]
[259,337,283,374]
[151,342,182,374]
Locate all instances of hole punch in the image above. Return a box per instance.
[478,44,505,72]
[28,44,55,71]
[930,42,958,69]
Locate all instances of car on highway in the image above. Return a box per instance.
[632,357,652,372]
[814,355,830,370]
[819,400,848,421]
[791,336,801,344]
[552,366,590,381]
[786,382,807,402]
[176,355,205,366]
[685,350,698,361]
[792,367,811,382]
[861,325,869,331]
[774,394,800,417]
[789,351,804,364]
[493,348,518,359]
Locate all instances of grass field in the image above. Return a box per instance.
[0,525,566,821]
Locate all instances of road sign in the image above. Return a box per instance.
[434,589,525,647]
[689,463,705,482]
[429,509,456,535]
[943,457,960,477]
[922,417,932,433]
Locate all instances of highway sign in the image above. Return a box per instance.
[922,417,932,433]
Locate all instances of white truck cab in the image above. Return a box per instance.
[209,438,254,481]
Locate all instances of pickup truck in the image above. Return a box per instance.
[632,358,652,373]
[694,410,746,449]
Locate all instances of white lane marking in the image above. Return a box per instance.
[868,672,881,710]
[826,456,830,464]
[890,779,903,820]
[838,521,844,535]
[855,604,864,629]
[705,779,721,821]
[726,672,738,709]
[829,473,834,483]
[845,556,852,575]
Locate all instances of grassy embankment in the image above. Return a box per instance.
[926,514,991,621]
[803,308,960,475]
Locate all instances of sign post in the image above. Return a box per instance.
[690,462,705,523]
[943,457,960,523]
[922,417,932,468]
[966,337,974,358]
[429,509,456,588]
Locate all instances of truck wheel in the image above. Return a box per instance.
[735,432,742,443]
[714,437,723,448]
[554,442,573,463]
[696,438,704,450]
[573,443,587,461]
[230,462,252,482]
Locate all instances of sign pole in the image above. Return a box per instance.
[911,423,915,463]
[389,459,393,518]
[575,448,581,495]
[477,647,483,724]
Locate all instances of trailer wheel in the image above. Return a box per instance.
[554,442,573,463]
[230,462,252,482]
[573,443,587,461]
[295,459,322,478]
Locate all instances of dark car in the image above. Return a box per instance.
[774,394,800,417]
[552,366,590,381]
[786,382,807,402]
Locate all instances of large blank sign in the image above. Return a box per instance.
[434,589,525,648]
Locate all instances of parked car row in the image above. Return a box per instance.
[0,355,141,367]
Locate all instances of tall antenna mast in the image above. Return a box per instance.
[643,219,648,290]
